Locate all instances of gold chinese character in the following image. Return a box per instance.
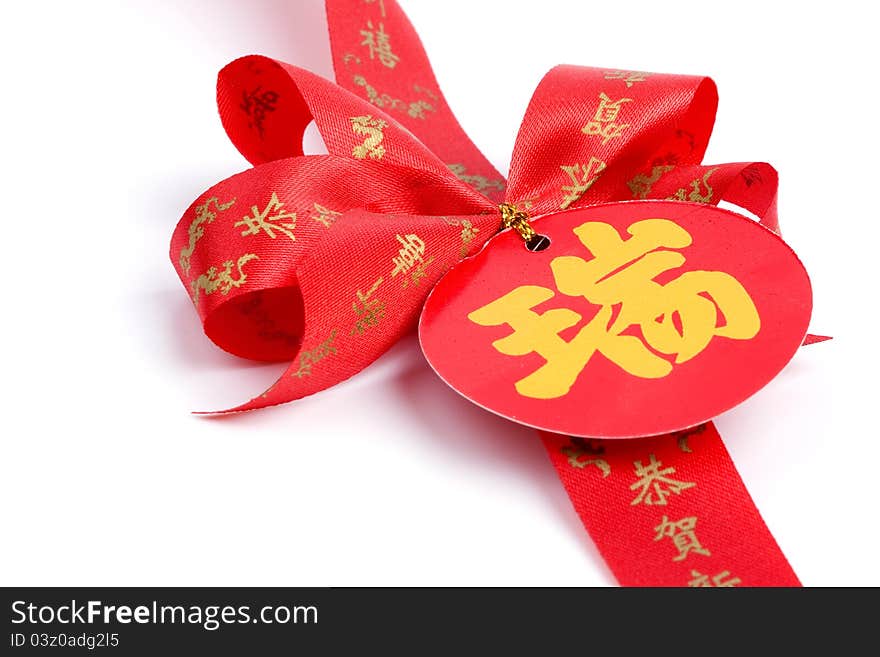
[630,454,695,505]
[391,233,426,277]
[353,75,436,120]
[385,232,432,288]
[413,84,438,101]
[235,192,296,240]
[627,165,675,199]
[311,203,343,228]
[458,220,479,254]
[560,158,607,209]
[354,75,394,108]
[448,163,505,196]
[560,437,610,477]
[190,254,258,306]
[467,219,761,400]
[408,100,434,119]
[668,168,718,204]
[603,70,650,87]
[582,93,632,144]
[404,257,435,288]
[360,20,399,68]
[179,196,235,276]
[446,218,481,258]
[351,115,387,160]
[351,278,385,335]
[654,515,711,562]
[688,570,741,587]
[673,423,707,454]
[292,330,338,379]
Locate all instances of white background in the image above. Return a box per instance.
[1,0,877,586]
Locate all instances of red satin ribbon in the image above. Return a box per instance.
[541,425,800,586]
[171,0,813,585]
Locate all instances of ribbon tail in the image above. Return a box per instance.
[217,54,460,184]
[540,424,802,587]
[325,0,506,201]
[505,65,718,214]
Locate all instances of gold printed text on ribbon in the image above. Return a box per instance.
[628,165,675,199]
[668,168,719,203]
[560,158,607,209]
[353,76,435,119]
[292,330,339,378]
[390,233,433,287]
[560,438,610,477]
[445,218,481,258]
[351,277,386,334]
[191,254,258,305]
[603,70,651,87]
[179,197,236,276]
[311,203,343,228]
[448,163,505,195]
[360,20,399,68]
[654,515,711,562]
[629,454,695,505]
[582,93,632,144]
[235,192,297,240]
[351,115,387,159]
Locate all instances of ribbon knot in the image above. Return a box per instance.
[499,203,538,245]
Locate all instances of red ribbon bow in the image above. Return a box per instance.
[171,0,817,586]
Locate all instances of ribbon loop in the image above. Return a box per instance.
[506,65,718,216]
[171,155,495,368]
[634,161,781,233]
[218,55,466,186]
[220,208,497,413]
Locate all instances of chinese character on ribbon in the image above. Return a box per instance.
[560,437,610,477]
[630,454,695,505]
[654,515,711,562]
[446,218,481,258]
[351,278,385,335]
[560,158,607,209]
[448,163,506,195]
[360,20,400,68]
[240,86,279,137]
[311,203,343,228]
[603,70,650,87]
[467,219,761,400]
[235,192,296,240]
[582,93,632,144]
[391,233,426,277]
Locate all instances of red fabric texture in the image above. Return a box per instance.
[541,425,800,586]
[169,0,808,585]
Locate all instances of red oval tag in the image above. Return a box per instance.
[419,201,812,438]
